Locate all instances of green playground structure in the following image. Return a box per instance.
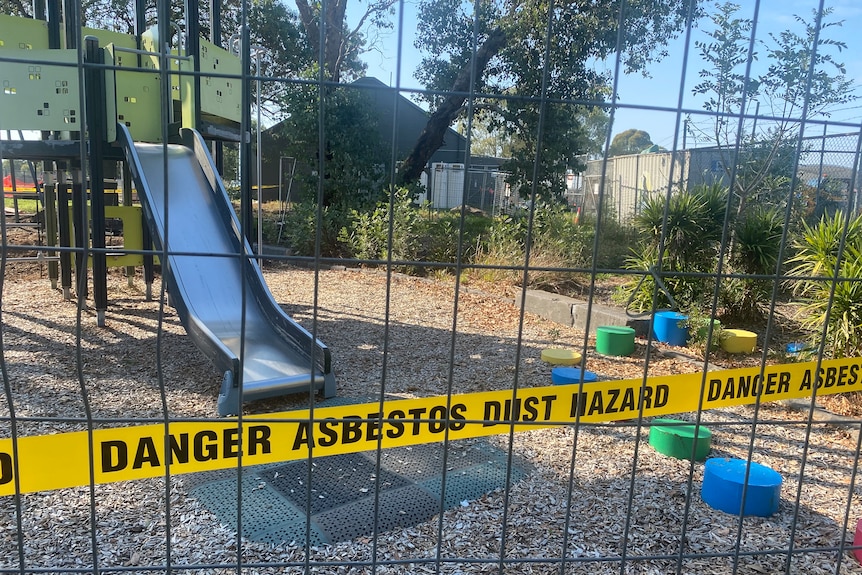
[0,4,336,414]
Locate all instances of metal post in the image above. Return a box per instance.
[62,0,77,49]
[212,0,225,175]
[253,46,265,258]
[239,28,253,246]
[43,169,59,288]
[9,157,20,222]
[56,167,72,299]
[122,162,135,287]
[142,210,154,300]
[71,168,87,301]
[46,0,60,48]
[85,36,108,326]
[184,0,201,130]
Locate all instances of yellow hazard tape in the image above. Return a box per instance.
[1,357,860,495]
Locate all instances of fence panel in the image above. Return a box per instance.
[2,2,862,574]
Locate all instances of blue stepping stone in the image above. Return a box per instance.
[701,458,782,517]
[551,367,598,385]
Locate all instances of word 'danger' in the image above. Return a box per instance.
[0,357,859,495]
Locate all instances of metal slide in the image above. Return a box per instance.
[117,124,336,416]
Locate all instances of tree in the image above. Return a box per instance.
[691,2,856,217]
[607,129,654,156]
[399,0,700,194]
[1,0,30,16]
[579,106,613,158]
[294,0,398,83]
[263,84,389,208]
[224,0,317,122]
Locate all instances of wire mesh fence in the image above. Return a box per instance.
[2,0,862,574]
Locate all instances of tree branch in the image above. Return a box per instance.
[398,26,507,185]
[294,0,319,55]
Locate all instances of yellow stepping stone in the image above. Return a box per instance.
[720,329,757,353]
[541,348,583,365]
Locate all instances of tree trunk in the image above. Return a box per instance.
[398,26,507,186]
[295,0,348,83]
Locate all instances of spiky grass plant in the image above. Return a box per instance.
[786,211,862,358]
[724,206,785,320]
[616,184,729,313]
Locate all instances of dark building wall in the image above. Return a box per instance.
[350,77,471,167]
[258,77,502,205]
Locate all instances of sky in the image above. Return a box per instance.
[348,0,862,151]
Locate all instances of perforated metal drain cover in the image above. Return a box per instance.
[188,437,530,545]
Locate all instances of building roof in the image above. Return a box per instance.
[351,77,473,166]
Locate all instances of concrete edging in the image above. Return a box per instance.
[519,289,649,335]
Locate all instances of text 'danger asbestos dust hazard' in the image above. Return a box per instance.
[1,357,859,495]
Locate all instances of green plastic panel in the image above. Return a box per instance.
[180,56,195,132]
[0,14,49,50]
[102,46,117,143]
[140,28,183,103]
[80,26,136,51]
[106,44,163,143]
[199,38,242,123]
[64,204,157,268]
[0,50,80,131]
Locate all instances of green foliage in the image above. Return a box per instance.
[694,2,853,126]
[683,309,723,351]
[264,85,389,209]
[732,134,801,210]
[722,207,785,319]
[616,244,712,313]
[293,0,386,83]
[762,8,856,117]
[471,215,527,284]
[798,174,852,227]
[278,201,351,258]
[617,185,730,313]
[412,0,697,199]
[692,2,855,222]
[592,217,641,270]
[634,184,727,270]
[786,212,862,358]
[338,190,496,275]
[733,206,784,275]
[499,105,600,202]
[607,129,654,157]
[340,187,421,266]
[692,2,759,117]
[470,202,594,290]
[415,212,493,268]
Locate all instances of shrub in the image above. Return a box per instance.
[592,217,640,270]
[469,202,593,290]
[616,185,729,313]
[683,308,723,351]
[339,187,421,267]
[723,206,785,320]
[277,201,351,258]
[469,215,525,284]
[786,211,862,358]
[415,212,492,273]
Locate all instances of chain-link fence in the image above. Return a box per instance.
[579,132,862,226]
